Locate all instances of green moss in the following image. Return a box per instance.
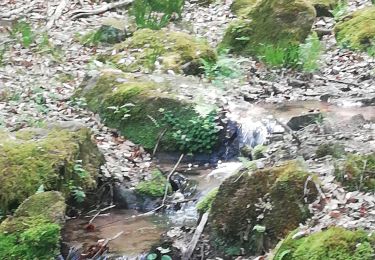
[0,192,66,260]
[335,153,375,192]
[220,0,316,55]
[335,7,375,51]
[272,227,375,260]
[210,161,317,255]
[196,188,219,213]
[230,0,258,16]
[0,127,103,212]
[109,29,216,74]
[136,170,171,197]
[315,142,345,158]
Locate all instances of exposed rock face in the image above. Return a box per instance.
[335,7,375,52]
[220,0,316,55]
[272,227,375,260]
[76,70,221,153]
[0,191,66,259]
[106,29,216,75]
[0,124,104,212]
[209,161,317,255]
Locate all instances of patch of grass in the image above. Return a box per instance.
[332,0,348,21]
[132,0,185,29]
[299,32,322,72]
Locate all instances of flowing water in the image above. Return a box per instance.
[62,100,374,258]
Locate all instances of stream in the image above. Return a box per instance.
[61,100,374,259]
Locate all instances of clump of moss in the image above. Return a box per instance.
[230,0,258,16]
[196,188,219,213]
[335,7,375,52]
[335,153,375,192]
[0,191,66,259]
[136,170,171,198]
[210,161,317,255]
[0,127,103,213]
[76,71,220,152]
[220,0,316,56]
[315,142,345,158]
[272,227,375,260]
[109,29,216,74]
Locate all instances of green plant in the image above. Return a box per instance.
[107,103,135,121]
[160,109,221,153]
[201,50,244,82]
[256,43,300,68]
[11,20,35,47]
[332,0,348,21]
[136,170,171,197]
[299,32,322,72]
[74,160,88,179]
[196,188,219,213]
[132,0,185,29]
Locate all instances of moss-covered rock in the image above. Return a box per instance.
[315,142,345,158]
[220,0,316,55]
[310,0,337,17]
[335,153,375,192]
[135,169,171,198]
[76,70,220,152]
[0,125,104,212]
[335,7,375,52]
[107,29,216,74]
[0,192,66,260]
[272,227,375,260]
[230,0,258,16]
[209,161,317,255]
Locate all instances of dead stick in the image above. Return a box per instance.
[182,212,209,260]
[151,128,167,159]
[88,205,116,225]
[162,153,184,205]
[70,0,133,19]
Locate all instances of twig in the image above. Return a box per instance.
[70,0,133,20]
[151,128,167,159]
[91,231,124,259]
[88,204,116,225]
[182,212,209,260]
[162,153,184,205]
[46,0,69,29]
[326,78,359,87]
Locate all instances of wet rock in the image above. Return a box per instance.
[287,112,322,131]
[335,6,375,52]
[210,161,317,255]
[272,227,375,260]
[0,192,66,259]
[220,0,316,55]
[113,184,140,209]
[0,125,104,213]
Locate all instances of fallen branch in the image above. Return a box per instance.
[182,212,209,260]
[70,0,133,20]
[88,204,116,225]
[326,78,359,87]
[46,0,69,29]
[151,128,167,159]
[162,153,184,206]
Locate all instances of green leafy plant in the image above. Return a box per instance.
[160,109,221,153]
[73,160,88,179]
[107,103,135,121]
[11,20,35,47]
[299,32,322,72]
[132,0,185,29]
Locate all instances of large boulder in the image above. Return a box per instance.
[272,227,375,260]
[75,70,221,153]
[209,161,317,255]
[220,0,316,55]
[0,191,66,259]
[0,124,104,212]
[335,7,375,52]
[105,29,216,75]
